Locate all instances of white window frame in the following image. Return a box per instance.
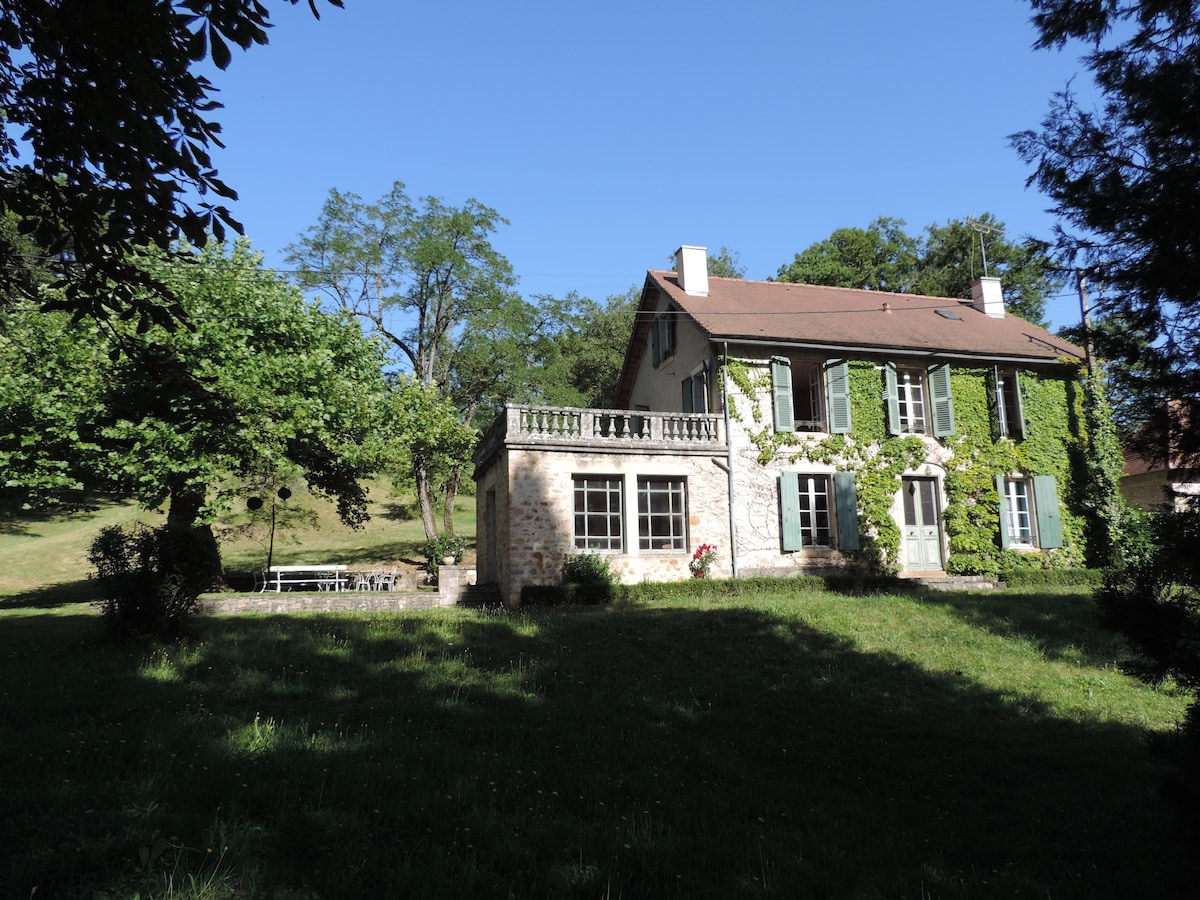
[637,477,687,551]
[896,367,928,434]
[996,368,1024,440]
[573,476,624,551]
[796,474,833,548]
[1004,478,1035,547]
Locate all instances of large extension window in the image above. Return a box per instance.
[573,476,623,551]
[637,477,687,551]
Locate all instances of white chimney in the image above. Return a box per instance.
[675,245,709,296]
[971,276,1005,318]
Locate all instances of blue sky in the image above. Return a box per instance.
[206,0,1090,330]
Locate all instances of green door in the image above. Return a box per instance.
[902,478,943,572]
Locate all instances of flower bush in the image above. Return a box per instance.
[689,543,718,579]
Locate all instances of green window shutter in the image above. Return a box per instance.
[885,362,901,436]
[780,472,802,551]
[825,360,852,434]
[929,364,955,437]
[1032,475,1063,549]
[833,472,860,551]
[681,377,693,413]
[772,357,794,433]
[996,474,1011,549]
[1010,371,1025,440]
[651,317,661,367]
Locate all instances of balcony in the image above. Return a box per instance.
[474,404,726,467]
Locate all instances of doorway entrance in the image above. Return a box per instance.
[901,477,943,572]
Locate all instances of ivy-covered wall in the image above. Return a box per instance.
[720,353,1097,576]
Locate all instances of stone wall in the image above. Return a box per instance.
[486,444,731,605]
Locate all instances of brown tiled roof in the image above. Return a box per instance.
[648,271,1086,364]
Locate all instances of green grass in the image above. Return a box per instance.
[0,585,1194,898]
[0,480,475,601]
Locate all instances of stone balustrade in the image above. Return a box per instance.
[474,403,725,467]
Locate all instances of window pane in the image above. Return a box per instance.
[574,477,623,551]
[637,477,687,551]
[797,475,831,547]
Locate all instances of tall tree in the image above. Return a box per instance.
[0,0,342,326]
[776,217,920,292]
[0,240,386,564]
[914,214,1058,324]
[531,288,640,410]
[1012,0,1200,461]
[286,183,521,539]
[776,214,1058,324]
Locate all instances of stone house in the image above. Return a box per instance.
[474,246,1092,605]
[1121,399,1200,511]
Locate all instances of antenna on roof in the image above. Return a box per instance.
[965,217,1002,278]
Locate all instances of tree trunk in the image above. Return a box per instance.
[442,466,460,537]
[414,457,440,542]
[166,487,224,587]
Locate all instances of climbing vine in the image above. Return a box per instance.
[721,354,1103,577]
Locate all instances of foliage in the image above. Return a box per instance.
[87,523,217,637]
[689,543,718,578]
[777,216,919,292]
[0,241,387,555]
[381,375,477,537]
[423,532,466,584]
[776,213,1059,323]
[1002,567,1105,587]
[286,182,522,539]
[0,0,341,326]
[525,287,640,410]
[1095,509,1200,783]
[561,552,616,586]
[1013,0,1200,459]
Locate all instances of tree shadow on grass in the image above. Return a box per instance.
[2,603,1194,899]
[0,579,96,610]
[913,586,1130,668]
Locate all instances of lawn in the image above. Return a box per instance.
[0,479,475,601]
[0,584,1194,898]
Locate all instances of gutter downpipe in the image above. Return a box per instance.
[717,342,740,579]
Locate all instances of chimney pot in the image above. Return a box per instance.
[675,245,709,297]
[971,276,1005,318]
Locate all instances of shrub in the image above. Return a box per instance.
[1001,568,1105,587]
[561,553,615,587]
[423,534,466,584]
[88,523,219,638]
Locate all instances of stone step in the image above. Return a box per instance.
[908,575,1003,592]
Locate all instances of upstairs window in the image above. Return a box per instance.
[682,364,708,413]
[650,307,677,367]
[770,358,851,434]
[995,367,1025,440]
[886,362,954,437]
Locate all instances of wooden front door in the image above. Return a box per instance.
[902,477,943,572]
